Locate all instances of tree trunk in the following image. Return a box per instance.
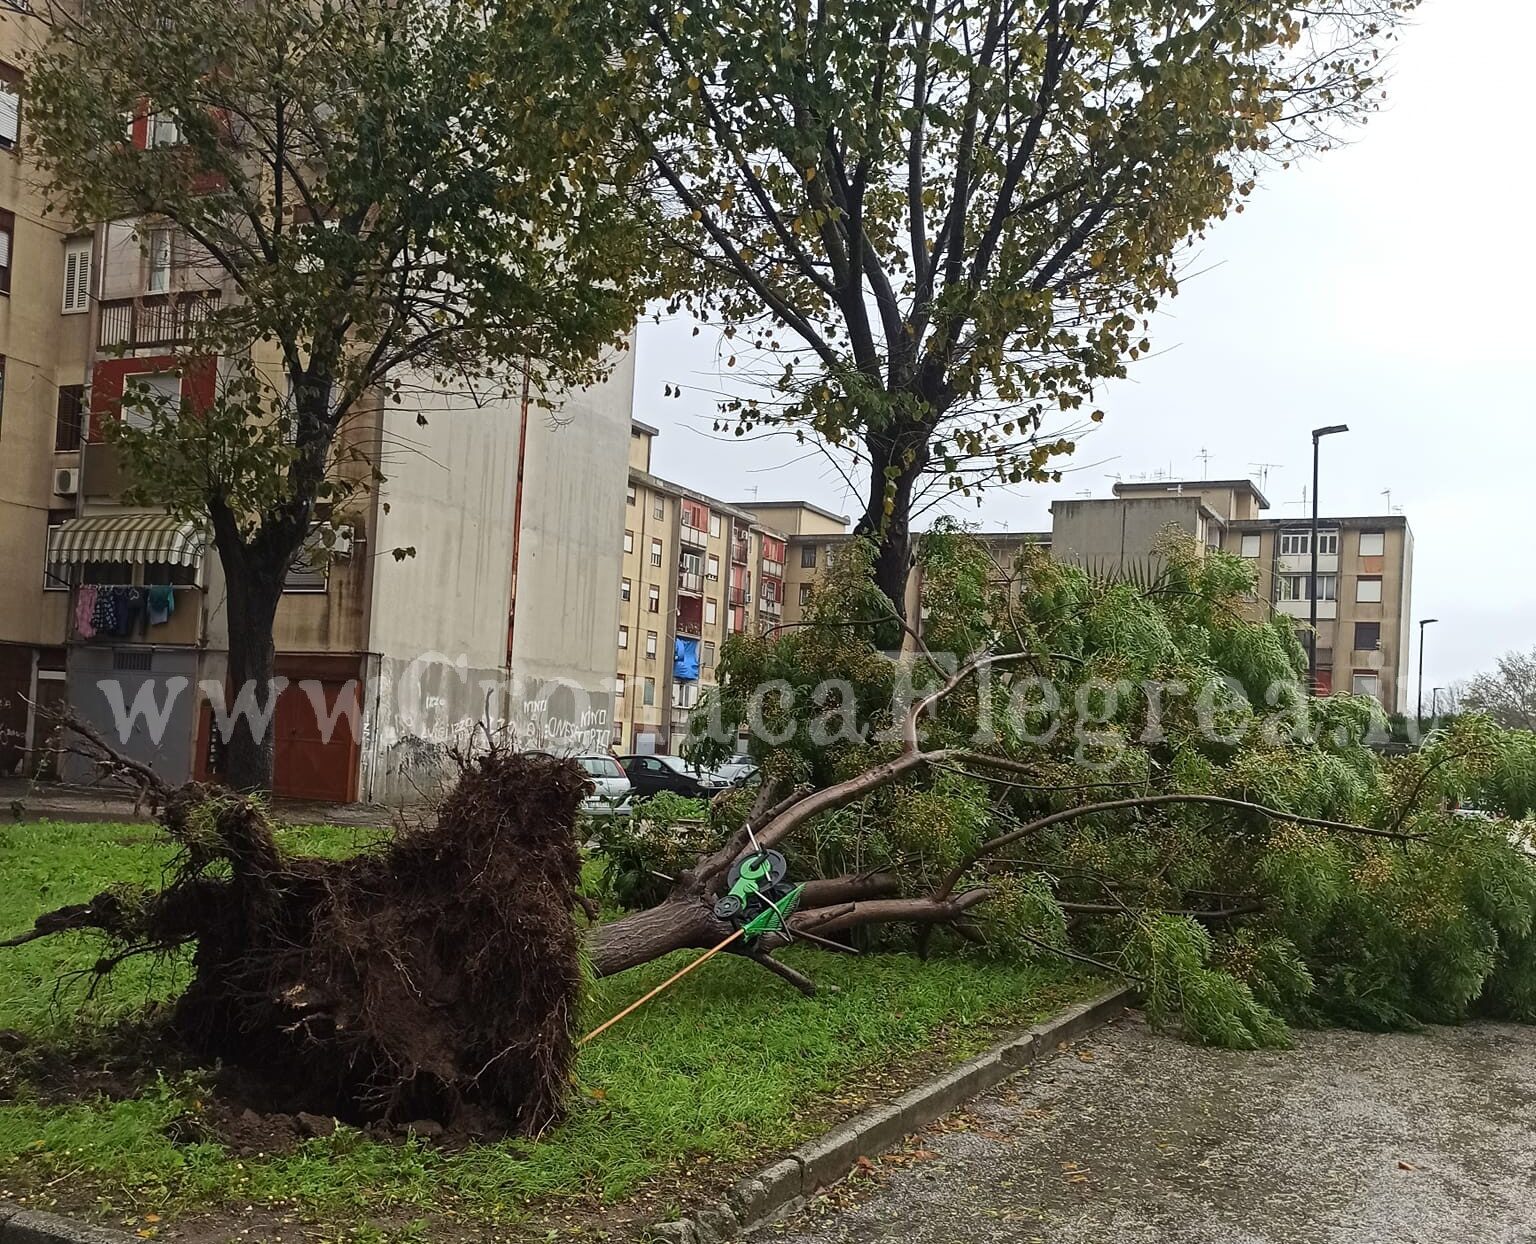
[856,436,925,621]
[586,895,732,977]
[221,554,285,794]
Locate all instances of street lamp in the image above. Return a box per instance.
[1417,618,1439,724]
[1308,424,1349,692]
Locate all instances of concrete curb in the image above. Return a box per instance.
[0,1205,135,1244]
[644,985,1133,1243]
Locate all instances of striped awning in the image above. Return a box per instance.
[47,514,206,567]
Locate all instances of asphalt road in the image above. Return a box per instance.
[749,1014,1536,1244]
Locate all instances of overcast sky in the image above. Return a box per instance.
[630,1,1535,694]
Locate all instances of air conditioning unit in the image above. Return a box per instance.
[316,522,355,558]
[53,468,80,497]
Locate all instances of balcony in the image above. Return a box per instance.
[729,586,749,607]
[677,569,704,596]
[730,538,750,564]
[676,613,702,637]
[99,291,222,351]
[758,596,782,619]
[761,557,785,579]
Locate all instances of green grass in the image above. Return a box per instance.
[0,820,1096,1237]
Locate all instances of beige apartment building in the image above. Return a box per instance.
[0,18,635,798]
[612,422,848,754]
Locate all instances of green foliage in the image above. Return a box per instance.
[586,793,714,909]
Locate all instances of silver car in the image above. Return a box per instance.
[577,754,634,818]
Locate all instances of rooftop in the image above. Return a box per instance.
[1112,478,1272,510]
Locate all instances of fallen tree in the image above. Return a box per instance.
[585,532,1536,1045]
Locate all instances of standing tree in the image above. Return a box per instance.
[1463,648,1536,732]
[629,0,1416,611]
[25,0,653,790]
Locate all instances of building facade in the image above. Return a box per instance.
[611,423,848,754]
[0,22,633,798]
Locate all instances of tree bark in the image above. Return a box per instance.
[856,428,929,620]
[219,545,286,794]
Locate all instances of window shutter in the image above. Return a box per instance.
[0,87,18,147]
[63,240,91,312]
[0,226,10,268]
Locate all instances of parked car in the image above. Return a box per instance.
[711,754,760,787]
[617,753,730,799]
[576,754,634,818]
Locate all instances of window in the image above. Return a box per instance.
[54,383,83,451]
[1356,576,1383,604]
[615,674,625,698]
[1317,531,1338,555]
[283,531,329,592]
[1278,574,1308,602]
[647,584,660,613]
[623,529,634,554]
[702,641,715,668]
[801,544,818,569]
[148,112,182,148]
[706,554,720,580]
[652,495,664,520]
[620,577,631,602]
[705,598,718,625]
[649,538,663,567]
[799,583,812,606]
[0,208,13,295]
[62,238,91,313]
[1354,622,1382,651]
[709,514,721,538]
[618,625,629,649]
[1314,573,1337,602]
[645,630,658,659]
[122,372,180,429]
[1352,672,1381,699]
[1359,531,1385,557]
[626,484,636,506]
[43,508,72,590]
[1240,534,1261,558]
[642,677,655,707]
[1279,531,1306,556]
[146,229,172,293]
[0,63,19,150]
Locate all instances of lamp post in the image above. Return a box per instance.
[1417,617,1439,724]
[1431,686,1445,719]
[1308,424,1349,692]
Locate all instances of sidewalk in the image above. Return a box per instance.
[0,777,396,828]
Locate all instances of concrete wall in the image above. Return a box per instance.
[508,348,636,755]
[1049,497,1205,576]
[61,646,200,785]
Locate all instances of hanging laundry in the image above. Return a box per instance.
[75,585,99,640]
[147,584,175,626]
[92,584,118,636]
[113,587,146,638]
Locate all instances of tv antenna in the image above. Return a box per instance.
[1249,462,1282,492]
[1196,448,1212,478]
[1380,488,1402,514]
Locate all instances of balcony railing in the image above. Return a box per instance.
[676,614,702,636]
[761,557,785,578]
[729,586,749,607]
[99,291,222,351]
[758,596,783,618]
[730,538,750,564]
[677,569,704,595]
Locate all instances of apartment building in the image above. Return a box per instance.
[0,19,633,798]
[1051,479,1414,712]
[612,423,848,754]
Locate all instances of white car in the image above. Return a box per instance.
[576,754,634,818]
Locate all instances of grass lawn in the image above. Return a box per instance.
[0,819,1099,1242]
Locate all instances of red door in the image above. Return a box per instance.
[272,678,361,802]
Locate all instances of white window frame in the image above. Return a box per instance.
[1278,574,1307,602]
[705,554,720,580]
[614,674,625,698]
[620,577,631,601]
[148,112,183,148]
[1351,672,1381,699]
[1317,531,1339,556]
[146,228,172,294]
[647,584,661,613]
[1359,531,1385,557]
[623,530,634,554]
[642,677,655,707]
[626,485,636,506]
[705,598,718,625]
[709,514,722,538]
[1314,573,1337,602]
[649,538,663,568]
[645,631,658,659]
[618,625,628,649]
[652,495,664,520]
[62,237,92,313]
[1356,576,1383,604]
[121,370,180,430]
[1240,534,1261,558]
[0,69,19,151]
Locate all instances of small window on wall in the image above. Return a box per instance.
[0,209,14,295]
[623,530,634,553]
[0,63,20,150]
[1359,530,1385,557]
[620,577,631,601]
[55,384,84,450]
[652,495,664,520]
[645,631,658,658]
[122,372,181,430]
[706,554,719,580]
[283,539,329,592]
[1352,672,1381,699]
[1240,534,1261,558]
[618,625,629,649]
[647,585,660,613]
[62,238,92,313]
[626,485,636,506]
[1354,622,1382,651]
[801,544,818,569]
[709,514,721,538]
[642,677,655,706]
[649,538,662,567]
[1356,576,1383,603]
[705,598,717,625]
[146,228,173,293]
[1317,531,1339,556]
[702,641,715,667]
[799,583,812,605]
[615,674,625,698]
